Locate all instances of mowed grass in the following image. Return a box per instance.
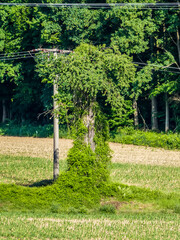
[1,155,179,194]
[110,163,180,194]
[0,155,67,185]
[0,211,179,240]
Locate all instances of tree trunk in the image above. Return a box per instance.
[165,92,170,132]
[150,28,158,131]
[83,102,96,152]
[2,99,7,123]
[151,96,158,131]
[177,28,180,66]
[133,98,139,128]
[9,104,12,120]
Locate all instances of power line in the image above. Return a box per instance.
[136,66,180,75]
[0,51,179,74]
[0,49,72,61]
[0,49,72,56]
[1,50,179,70]
[0,50,31,56]
[0,53,30,58]
[133,62,180,71]
[0,49,73,61]
[0,52,41,61]
[0,2,179,9]
[0,52,49,61]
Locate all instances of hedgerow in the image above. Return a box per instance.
[110,127,180,150]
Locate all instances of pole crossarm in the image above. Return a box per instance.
[30,48,73,54]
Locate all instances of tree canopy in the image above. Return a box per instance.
[0,1,179,131]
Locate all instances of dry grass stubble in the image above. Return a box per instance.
[0,214,179,240]
[0,136,179,167]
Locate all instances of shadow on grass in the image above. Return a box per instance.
[29,179,54,187]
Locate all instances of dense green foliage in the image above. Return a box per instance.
[0,177,179,213]
[0,122,69,138]
[0,1,179,132]
[37,43,136,128]
[110,127,180,150]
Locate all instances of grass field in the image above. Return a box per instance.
[0,136,180,239]
[0,212,179,240]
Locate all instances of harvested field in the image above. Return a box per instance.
[0,212,180,240]
[109,142,180,167]
[0,136,179,167]
[0,136,72,160]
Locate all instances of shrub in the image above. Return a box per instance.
[99,204,116,214]
[174,205,180,214]
[110,127,180,150]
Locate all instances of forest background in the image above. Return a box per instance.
[0,0,180,137]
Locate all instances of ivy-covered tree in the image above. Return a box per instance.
[37,43,135,181]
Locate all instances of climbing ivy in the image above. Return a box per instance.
[36,43,136,205]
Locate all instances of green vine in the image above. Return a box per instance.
[55,109,112,208]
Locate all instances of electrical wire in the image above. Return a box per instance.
[0,50,32,56]
[0,52,49,61]
[0,51,179,74]
[0,2,179,10]
[0,56,34,61]
[133,61,180,70]
[1,51,179,71]
[136,66,180,74]
[0,53,33,59]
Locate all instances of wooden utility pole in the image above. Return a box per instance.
[53,51,59,180]
[32,48,72,179]
[30,48,72,180]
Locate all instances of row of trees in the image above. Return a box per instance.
[0,0,180,132]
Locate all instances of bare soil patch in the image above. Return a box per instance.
[0,136,179,167]
[100,199,128,210]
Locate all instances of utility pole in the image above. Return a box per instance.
[30,48,72,180]
[53,51,59,180]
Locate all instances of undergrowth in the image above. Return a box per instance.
[0,181,179,213]
[0,122,69,138]
[110,127,180,150]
